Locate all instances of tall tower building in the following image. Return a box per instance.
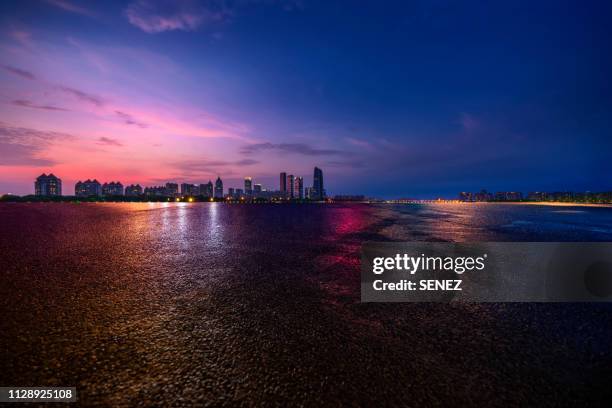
[165,182,179,197]
[244,177,253,196]
[35,173,62,196]
[288,174,295,199]
[280,172,287,196]
[203,181,213,198]
[295,176,304,199]
[312,167,324,200]
[214,177,223,198]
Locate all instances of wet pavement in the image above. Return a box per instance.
[1,202,611,406]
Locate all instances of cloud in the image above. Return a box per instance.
[0,122,75,166]
[58,86,105,107]
[175,158,259,171]
[115,111,148,128]
[240,142,344,156]
[169,158,259,179]
[345,137,372,149]
[125,0,228,33]
[235,158,259,166]
[43,0,97,17]
[325,159,366,168]
[459,113,480,133]
[96,137,123,147]
[1,65,36,80]
[12,99,70,112]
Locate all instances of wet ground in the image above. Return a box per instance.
[1,202,611,406]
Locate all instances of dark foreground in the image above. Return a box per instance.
[1,203,612,406]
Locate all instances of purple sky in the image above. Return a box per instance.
[1,0,611,197]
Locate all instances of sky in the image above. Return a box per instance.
[0,0,611,198]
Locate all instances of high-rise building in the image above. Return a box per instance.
[305,187,313,200]
[228,188,235,197]
[527,192,547,201]
[144,186,168,197]
[200,181,213,198]
[288,174,295,199]
[459,192,474,202]
[165,183,179,197]
[35,173,62,196]
[280,172,287,196]
[244,177,253,196]
[125,184,143,196]
[181,183,198,196]
[253,184,262,197]
[214,177,223,198]
[312,167,324,200]
[294,176,304,199]
[75,179,101,197]
[102,181,124,196]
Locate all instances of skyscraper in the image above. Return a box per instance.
[214,177,223,198]
[288,174,295,199]
[181,183,197,196]
[280,172,287,196]
[201,181,213,198]
[244,177,253,196]
[34,173,62,196]
[165,183,179,197]
[312,167,324,201]
[305,186,313,200]
[295,176,304,199]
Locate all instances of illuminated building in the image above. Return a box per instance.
[75,179,101,197]
[214,177,223,198]
[34,173,62,196]
[254,184,262,197]
[144,186,168,196]
[102,181,124,196]
[527,192,547,201]
[181,183,198,196]
[288,174,295,199]
[305,186,313,200]
[459,192,473,201]
[244,177,253,196]
[280,172,287,196]
[201,181,213,198]
[165,183,179,197]
[125,184,143,196]
[312,167,324,200]
[294,176,304,199]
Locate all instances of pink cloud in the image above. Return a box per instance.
[125,0,228,34]
[43,0,97,18]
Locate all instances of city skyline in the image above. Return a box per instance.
[1,1,612,198]
[15,169,612,203]
[27,166,327,200]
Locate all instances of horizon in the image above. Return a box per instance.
[1,0,612,198]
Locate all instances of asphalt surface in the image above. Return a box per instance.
[1,203,611,406]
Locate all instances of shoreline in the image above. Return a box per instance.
[2,200,612,208]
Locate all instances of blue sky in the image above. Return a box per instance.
[0,0,611,197]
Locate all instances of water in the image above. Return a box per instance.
[1,202,611,406]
